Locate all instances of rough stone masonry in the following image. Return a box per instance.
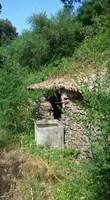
[33,91,92,159]
[28,78,96,159]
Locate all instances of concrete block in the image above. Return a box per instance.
[34,119,64,148]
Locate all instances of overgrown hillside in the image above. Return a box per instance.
[0,0,110,199]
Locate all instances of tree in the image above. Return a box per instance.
[0,19,17,46]
[77,0,110,29]
[61,0,74,9]
[60,0,82,9]
[29,12,84,59]
[10,31,50,69]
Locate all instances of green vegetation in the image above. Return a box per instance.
[0,19,17,46]
[17,134,97,200]
[0,0,109,199]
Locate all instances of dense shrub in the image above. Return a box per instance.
[82,71,110,199]
[0,0,109,199]
[8,10,84,69]
[9,32,50,69]
[0,58,31,133]
[0,19,17,46]
[30,11,84,58]
[78,0,110,24]
[77,0,110,36]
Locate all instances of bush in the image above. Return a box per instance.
[0,58,31,133]
[0,19,17,46]
[82,70,110,199]
[10,32,50,69]
[29,10,84,59]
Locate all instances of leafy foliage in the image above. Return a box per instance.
[0,58,31,133]
[81,72,110,199]
[0,19,17,46]
[61,0,82,9]
[77,0,110,34]
[10,31,49,69]
[0,0,110,199]
[9,11,84,69]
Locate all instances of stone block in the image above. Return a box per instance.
[34,119,64,148]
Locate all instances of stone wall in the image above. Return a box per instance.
[33,97,54,120]
[61,107,92,159]
[59,93,92,158]
[34,92,93,158]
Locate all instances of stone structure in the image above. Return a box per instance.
[60,92,92,158]
[34,119,64,148]
[61,107,92,159]
[28,78,92,158]
[27,78,79,92]
[37,97,54,119]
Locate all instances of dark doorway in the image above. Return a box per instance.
[46,91,62,120]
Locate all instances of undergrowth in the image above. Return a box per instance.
[19,133,98,200]
[0,1,110,199]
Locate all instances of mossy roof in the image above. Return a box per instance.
[27,78,79,92]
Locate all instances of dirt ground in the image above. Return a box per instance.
[0,150,23,200]
[0,150,61,200]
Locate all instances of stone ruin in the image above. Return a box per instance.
[28,78,92,159]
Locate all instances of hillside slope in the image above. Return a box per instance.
[0,0,110,199]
